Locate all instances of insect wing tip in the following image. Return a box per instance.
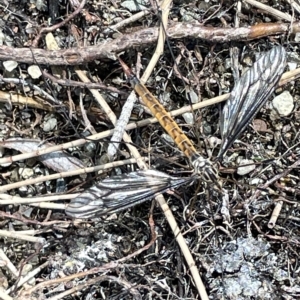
[218,45,287,159]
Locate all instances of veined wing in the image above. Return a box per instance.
[65,170,193,218]
[218,46,286,159]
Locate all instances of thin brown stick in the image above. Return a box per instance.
[31,0,87,47]
[248,158,300,202]
[244,0,293,21]
[42,70,126,94]
[0,158,146,193]
[268,198,284,228]
[1,22,299,66]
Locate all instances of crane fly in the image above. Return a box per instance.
[66,46,286,219]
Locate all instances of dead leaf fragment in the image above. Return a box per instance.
[0,138,85,173]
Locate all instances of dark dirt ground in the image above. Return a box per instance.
[0,0,300,299]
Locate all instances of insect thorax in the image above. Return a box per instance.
[191,154,218,183]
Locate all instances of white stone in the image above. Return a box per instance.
[237,159,255,175]
[28,65,42,79]
[272,91,294,116]
[182,112,194,125]
[3,60,18,72]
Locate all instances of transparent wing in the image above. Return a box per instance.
[65,170,192,218]
[218,46,286,159]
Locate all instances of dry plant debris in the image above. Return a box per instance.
[0,0,299,299]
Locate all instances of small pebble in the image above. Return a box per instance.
[43,118,57,132]
[28,65,42,79]
[182,112,194,125]
[18,167,34,179]
[3,60,18,72]
[272,91,294,117]
[237,159,255,175]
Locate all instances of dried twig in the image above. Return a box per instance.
[268,198,284,228]
[0,157,147,193]
[32,0,87,47]
[104,9,151,34]
[249,158,300,202]
[0,230,45,244]
[1,22,300,65]
[244,0,293,21]
[0,75,58,103]
[42,70,126,94]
